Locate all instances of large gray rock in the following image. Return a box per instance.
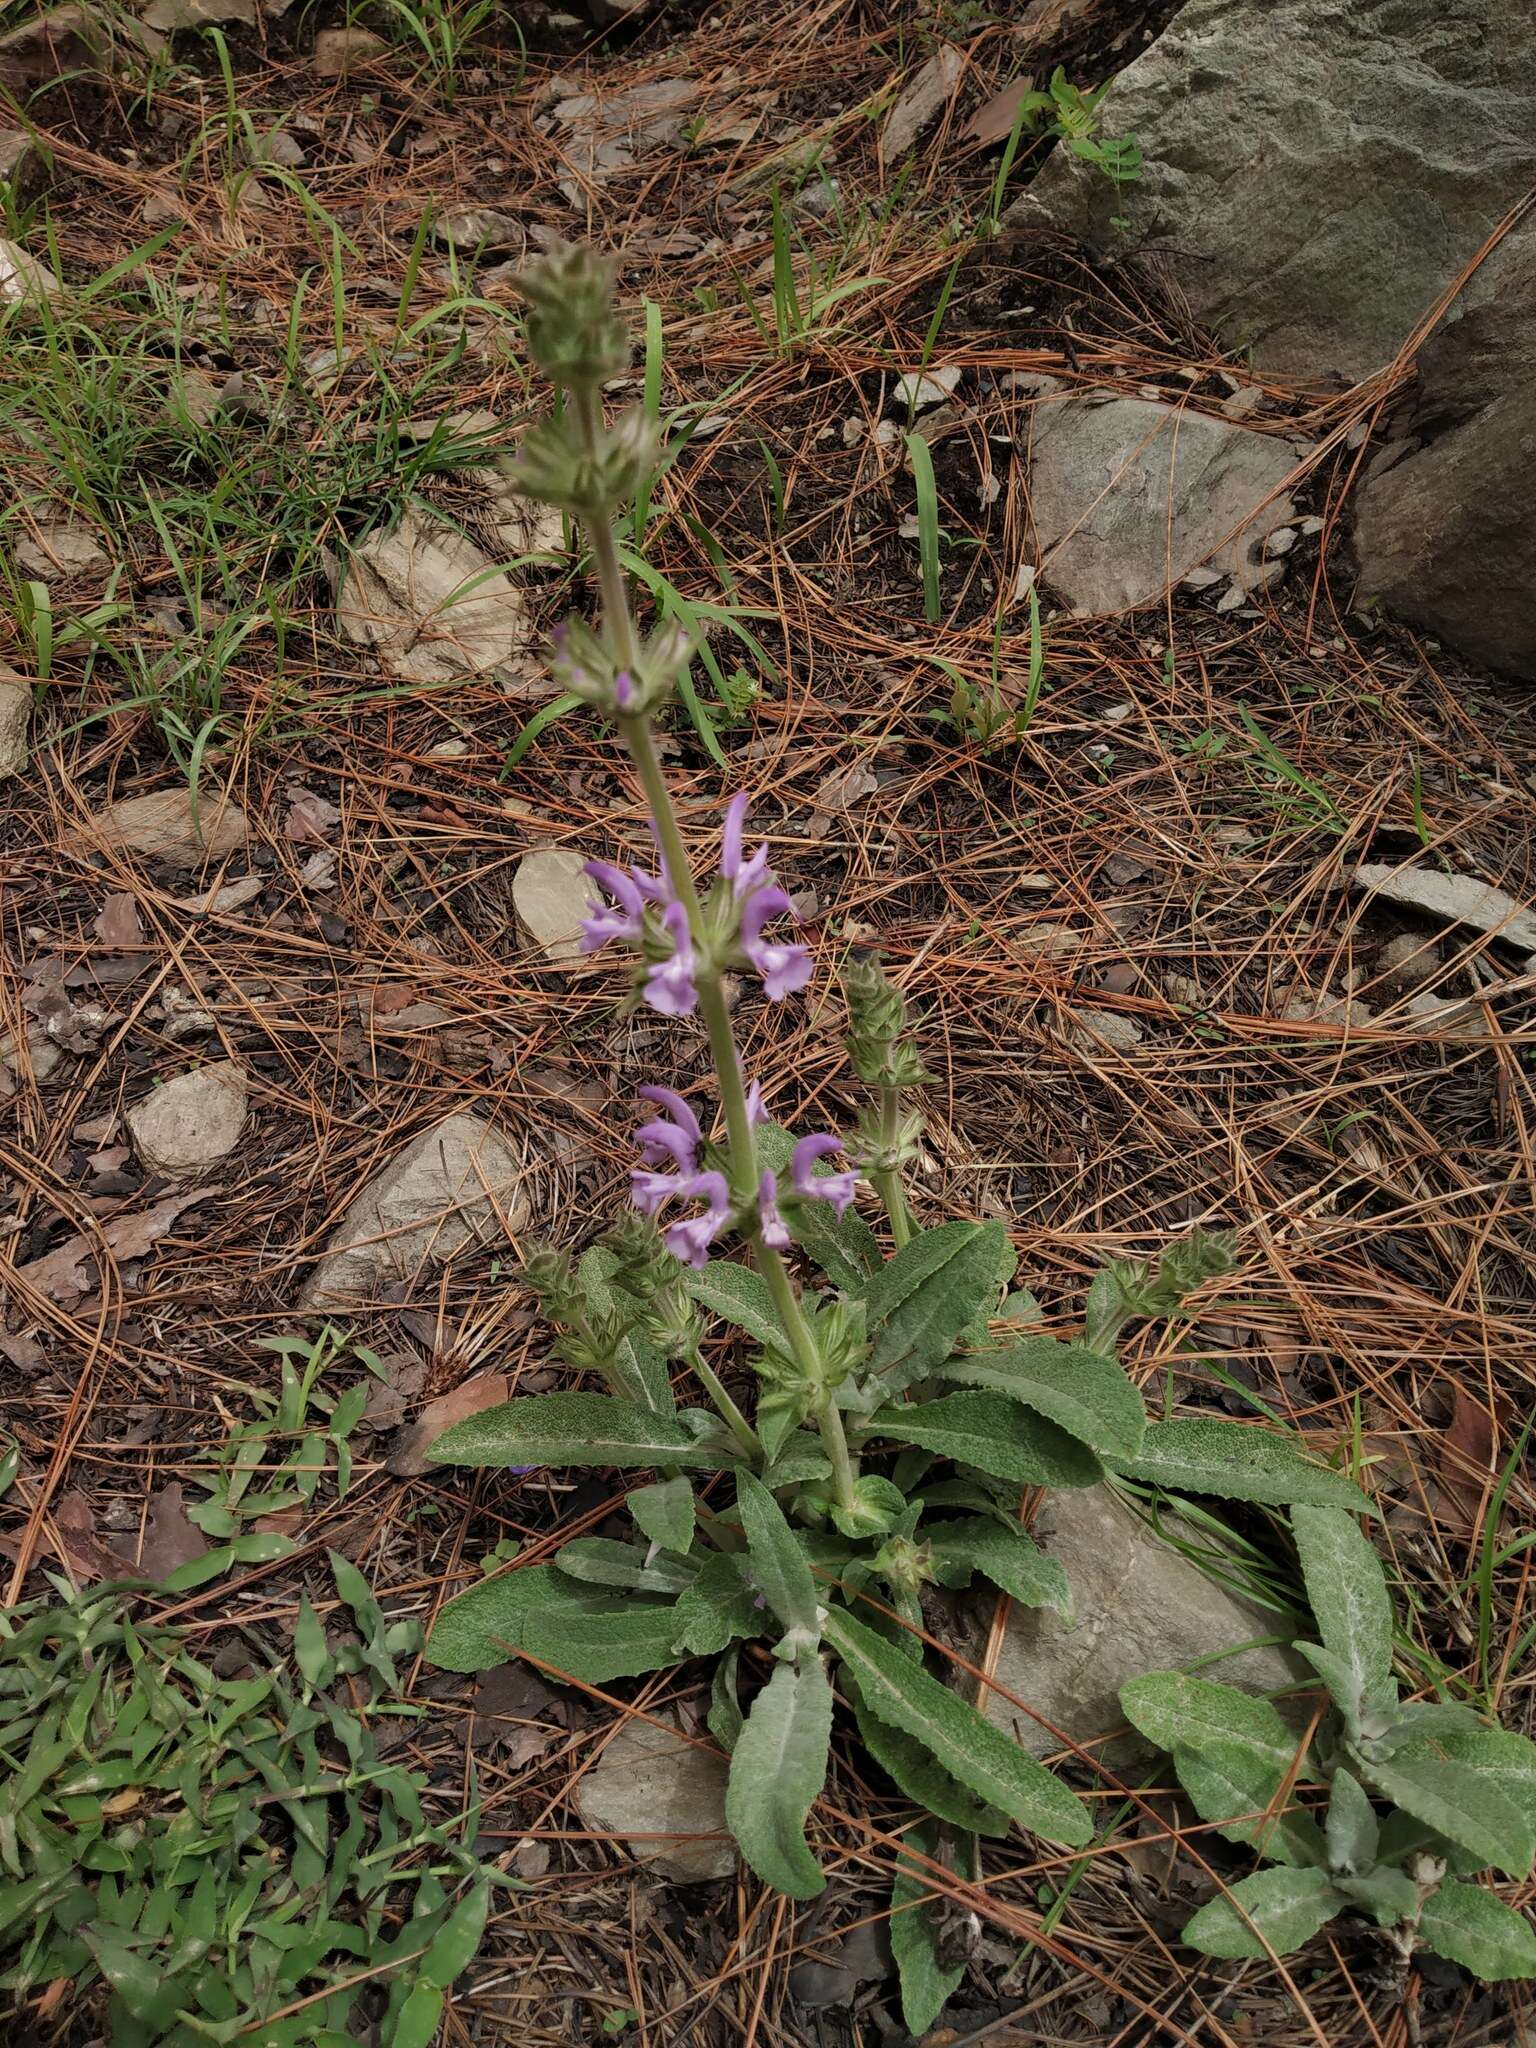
[1010,0,1536,385]
[573,1716,733,1882]
[979,1485,1307,1763]
[1025,380,1300,614]
[303,1112,528,1308]
[1353,223,1536,678]
[0,664,29,778]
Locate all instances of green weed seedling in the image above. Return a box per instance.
[1121,1507,1536,1981]
[0,1567,502,2043]
[420,243,1393,2035]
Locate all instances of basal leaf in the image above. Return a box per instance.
[1392,1724,1536,1834]
[1361,1753,1534,1878]
[925,1518,1069,1615]
[943,1337,1145,1459]
[1324,1769,1379,1875]
[553,1538,696,1596]
[1290,1506,1393,1725]
[737,1471,821,1641]
[864,1221,1009,1394]
[1334,1865,1417,1927]
[1418,1879,1536,1981]
[890,1821,966,2035]
[1177,1740,1327,1869]
[822,1607,1092,1846]
[425,1564,683,1682]
[1181,1865,1343,1960]
[1111,1420,1376,1512]
[725,1656,832,1898]
[850,1683,1010,1837]
[688,1261,784,1350]
[427,1392,722,1471]
[628,1477,696,1555]
[708,1647,744,1754]
[868,1392,1102,1490]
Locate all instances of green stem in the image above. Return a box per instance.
[688,1350,760,1462]
[755,1241,859,1515]
[874,1084,914,1248]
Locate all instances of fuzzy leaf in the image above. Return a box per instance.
[1182,1865,1343,1959]
[891,1822,966,2035]
[830,1475,906,1540]
[672,1553,768,1657]
[628,1476,696,1554]
[868,1392,1102,1490]
[1290,1506,1393,1725]
[1361,1754,1534,1878]
[1391,1724,1536,1836]
[725,1656,832,1898]
[553,1538,696,1596]
[688,1261,784,1350]
[1334,1865,1418,1927]
[1418,1880,1536,1981]
[1175,1740,1328,1869]
[736,1471,820,1642]
[864,1221,1009,1393]
[427,1391,723,1471]
[822,1607,1092,1846]
[709,1647,744,1754]
[925,1518,1069,1614]
[425,1564,683,1682]
[1112,1421,1375,1512]
[850,1684,1010,1837]
[579,1247,675,1414]
[944,1337,1145,1458]
[1325,1770,1379,1875]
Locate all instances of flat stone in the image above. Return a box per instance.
[16,522,108,579]
[0,664,29,778]
[1352,861,1536,956]
[329,508,537,685]
[302,1112,528,1308]
[1023,381,1301,615]
[1066,1007,1144,1053]
[882,44,963,158]
[311,25,386,72]
[126,1060,249,1178]
[0,236,57,307]
[513,849,589,965]
[1010,0,1536,384]
[0,1028,62,1092]
[980,1485,1307,1763]
[573,1717,734,1883]
[67,789,249,865]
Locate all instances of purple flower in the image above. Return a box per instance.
[644,900,699,1017]
[719,793,771,897]
[581,859,662,953]
[757,1170,791,1249]
[614,670,637,710]
[792,1133,858,1216]
[745,1079,768,1126]
[662,1170,732,1267]
[635,1085,702,1171]
[740,885,812,1002]
[631,1166,687,1216]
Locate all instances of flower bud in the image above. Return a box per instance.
[843,951,931,1088]
[517,241,630,389]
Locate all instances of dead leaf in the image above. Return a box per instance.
[812,761,879,813]
[94,893,145,948]
[15,1190,211,1306]
[286,787,342,844]
[134,1481,211,1583]
[1438,1387,1500,1542]
[0,1492,127,1584]
[965,78,1035,147]
[389,1372,510,1476]
[253,1504,305,1537]
[511,1836,552,1878]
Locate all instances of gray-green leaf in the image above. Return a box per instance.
[725,1656,832,1898]
[1391,1724,1536,1837]
[864,1221,1009,1393]
[944,1337,1145,1459]
[822,1607,1092,1846]
[672,1552,768,1658]
[736,1470,821,1642]
[580,1246,676,1414]
[426,1564,683,1682]
[868,1392,1103,1490]
[1334,1865,1418,1927]
[553,1537,696,1596]
[926,1518,1070,1615]
[1112,1420,1375,1512]
[628,1476,696,1555]
[850,1684,1010,1837]
[1290,1506,1393,1726]
[428,1391,723,1471]
[1182,1865,1343,1959]
[891,1822,966,2034]
[1417,1879,1536,1981]
[1325,1769,1379,1875]
[688,1261,784,1350]
[1361,1753,1534,1879]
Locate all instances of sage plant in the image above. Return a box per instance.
[422,245,1476,2024]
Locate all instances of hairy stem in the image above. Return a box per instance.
[873,1084,914,1249]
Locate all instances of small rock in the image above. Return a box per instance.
[0,236,57,307]
[0,663,30,778]
[1016,922,1084,962]
[433,208,523,254]
[68,790,249,866]
[573,1716,733,1882]
[143,0,257,26]
[126,1060,249,1178]
[1375,930,1440,993]
[1400,991,1495,1043]
[881,43,963,159]
[312,25,387,72]
[251,126,306,168]
[513,849,589,965]
[1263,524,1297,557]
[329,508,537,685]
[302,1112,528,1308]
[0,1027,62,1092]
[0,127,44,203]
[981,1485,1308,1762]
[16,522,107,580]
[1066,1007,1144,1053]
[892,364,962,412]
[1352,861,1536,956]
